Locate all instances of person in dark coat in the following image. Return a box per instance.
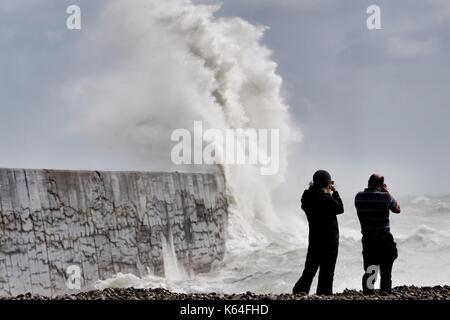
[293,170,344,295]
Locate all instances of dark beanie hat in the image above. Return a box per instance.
[313,170,332,188]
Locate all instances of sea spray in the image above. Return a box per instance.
[65,0,300,258]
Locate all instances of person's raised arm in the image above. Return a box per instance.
[382,184,401,214]
[324,182,344,215]
[390,199,401,214]
[331,191,344,215]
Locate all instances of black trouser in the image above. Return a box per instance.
[362,258,394,294]
[361,233,398,294]
[293,239,339,295]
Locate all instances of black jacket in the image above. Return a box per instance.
[301,186,344,244]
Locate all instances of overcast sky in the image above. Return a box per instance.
[1,0,449,196]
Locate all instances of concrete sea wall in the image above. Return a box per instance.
[0,168,228,296]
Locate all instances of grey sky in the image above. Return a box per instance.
[204,0,450,197]
[1,0,449,196]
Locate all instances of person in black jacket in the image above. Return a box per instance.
[293,170,344,295]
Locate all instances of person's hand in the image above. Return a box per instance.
[323,182,335,195]
[380,184,389,193]
[330,181,336,193]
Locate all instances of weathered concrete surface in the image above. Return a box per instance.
[0,168,227,296]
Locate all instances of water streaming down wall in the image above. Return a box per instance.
[0,168,227,296]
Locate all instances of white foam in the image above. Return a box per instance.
[64,0,300,250]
